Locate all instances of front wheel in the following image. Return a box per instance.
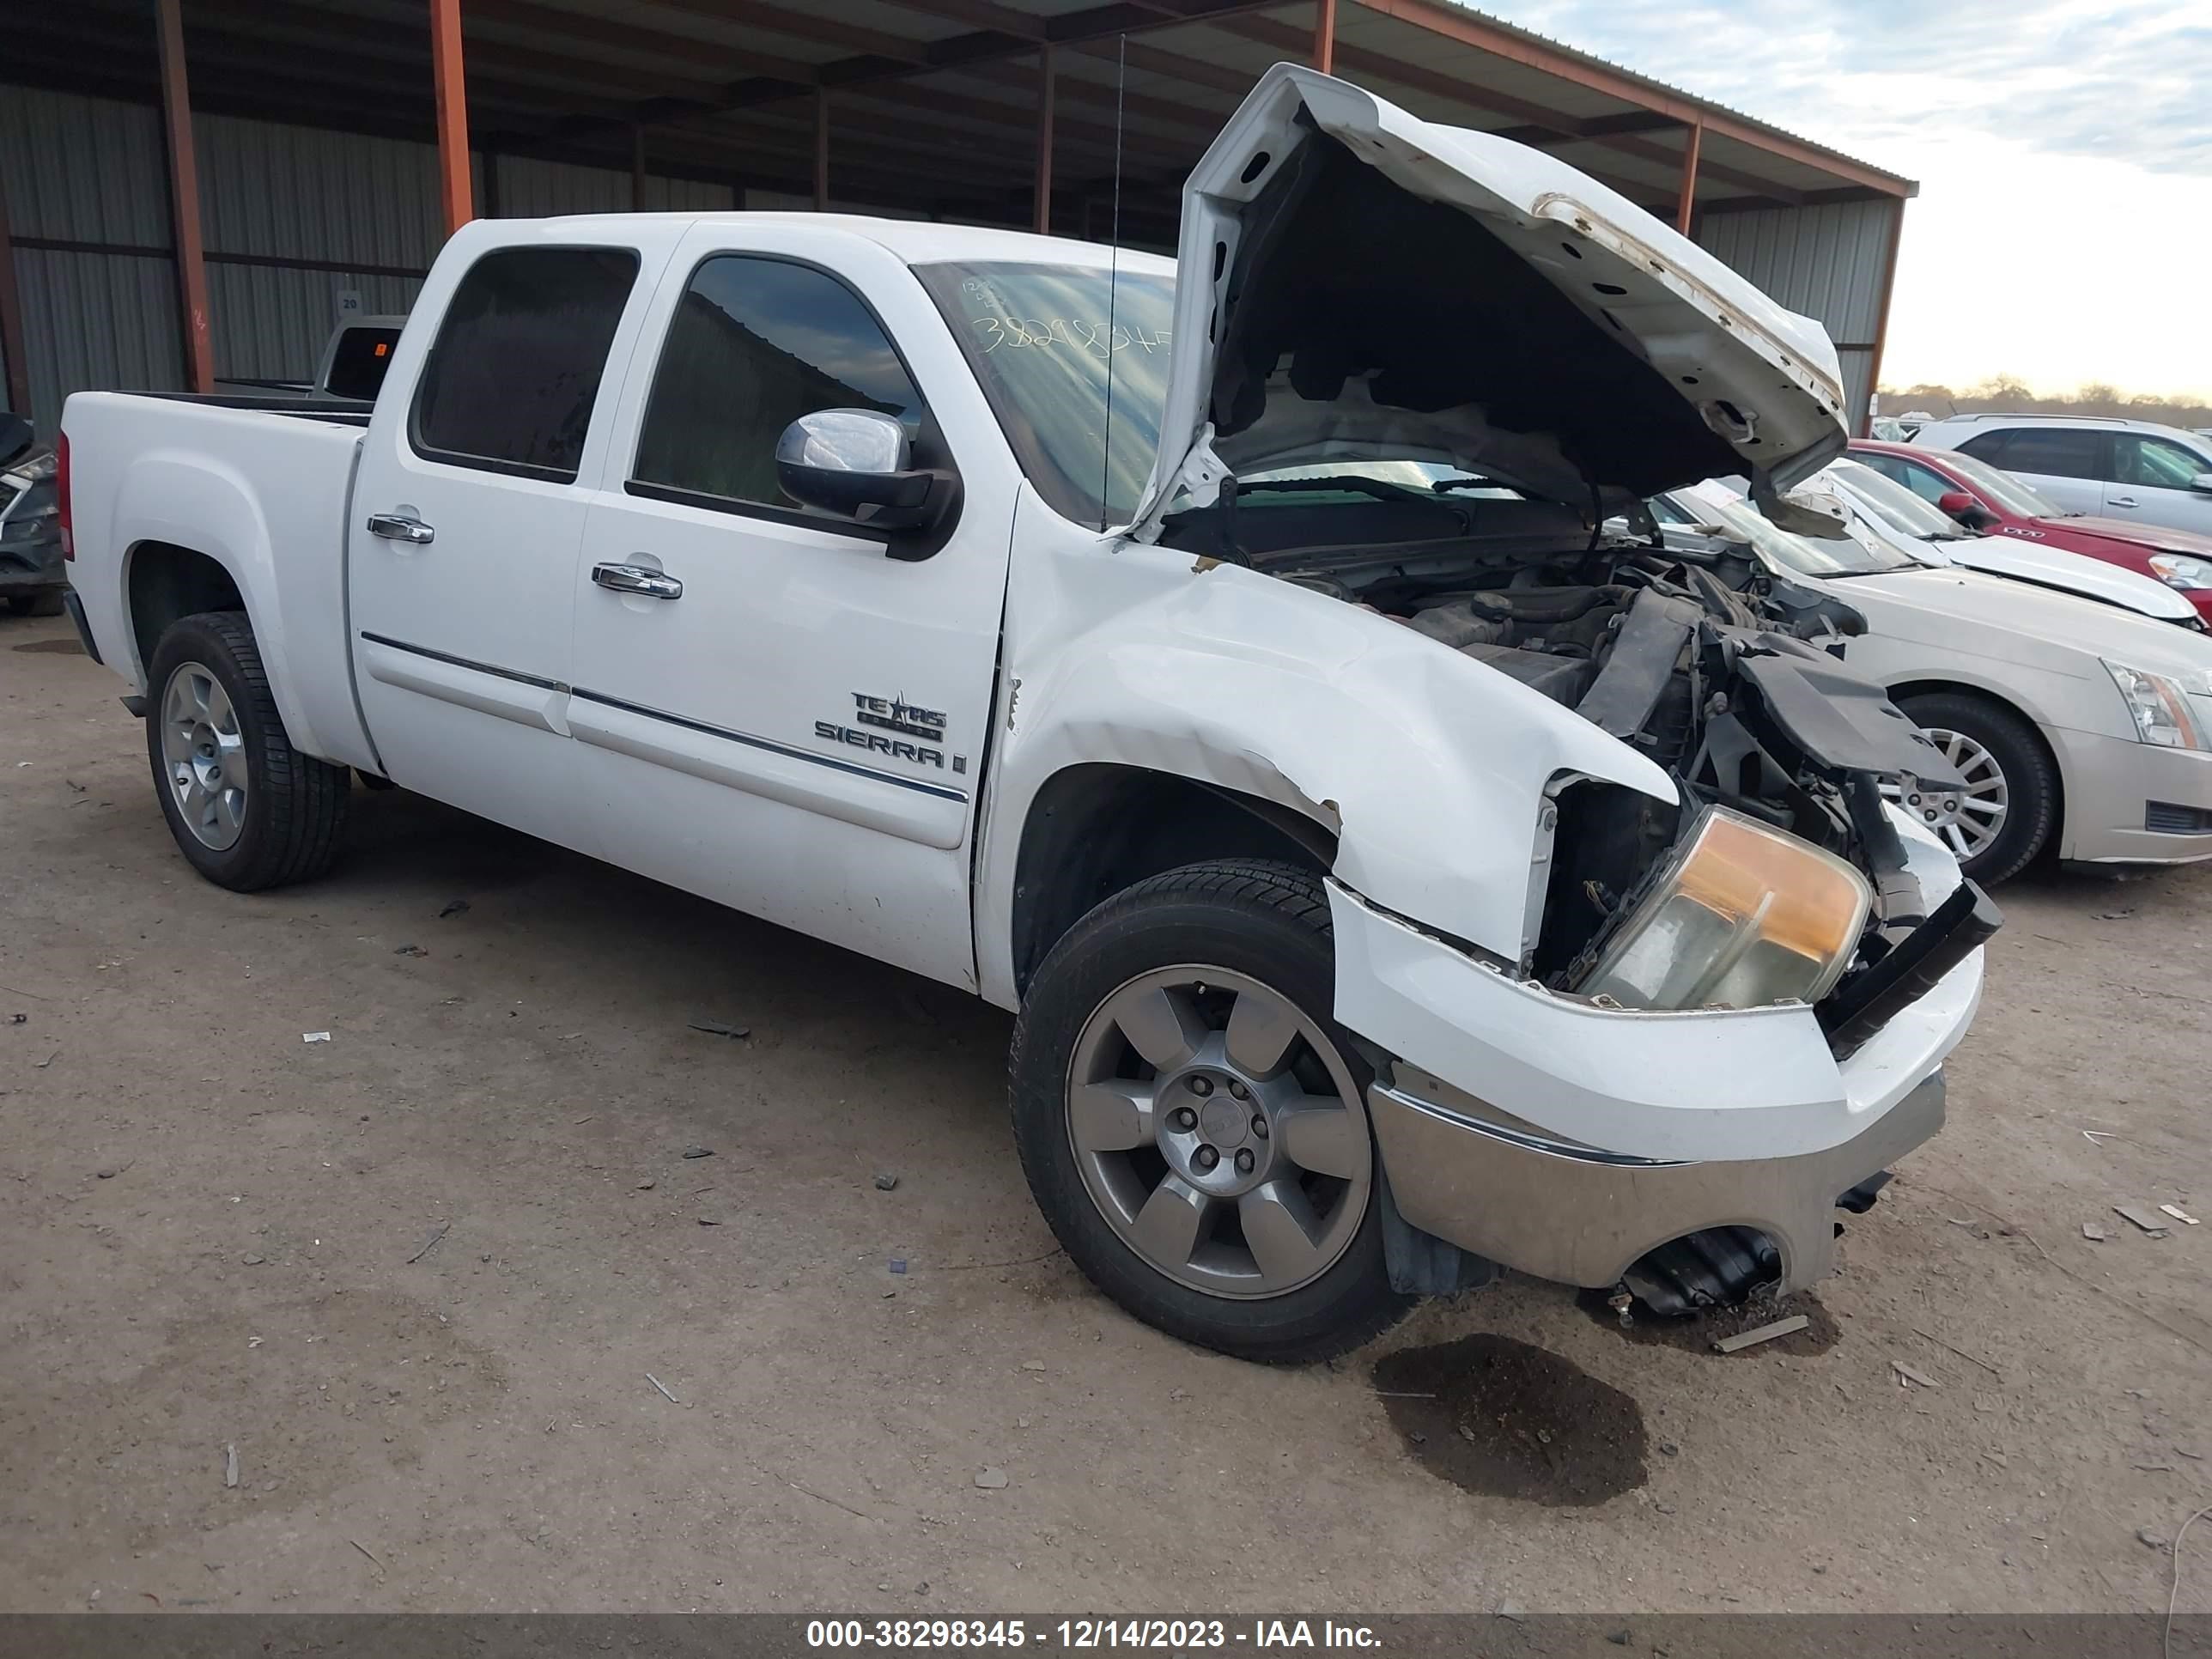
[1009,860,1413,1364]
[145,610,351,890]
[1892,691,2057,884]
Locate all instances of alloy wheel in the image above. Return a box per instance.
[1064,965,1374,1300]
[161,660,249,851]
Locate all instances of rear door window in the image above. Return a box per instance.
[1960,427,2105,481]
[410,246,640,483]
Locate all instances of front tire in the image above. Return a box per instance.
[145,611,350,890]
[1010,860,1413,1364]
[1895,690,2057,884]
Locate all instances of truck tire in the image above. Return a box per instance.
[144,610,350,891]
[1895,690,2057,884]
[1010,860,1413,1364]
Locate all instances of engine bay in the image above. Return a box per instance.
[1161,480,1973,1009]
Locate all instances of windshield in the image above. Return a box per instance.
[1663,485,1919,578]
[915,259,1176,529]
[1829,459,1964,540]
[1931,447,2063,518]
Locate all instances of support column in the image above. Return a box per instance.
[1033,45,1054,236]
[813,90,830,211]
[0,172,31,419]
[631,125,648,210]
[155,0,214,394]
[429,0,474,234]
[1674,119,1701,235]
[1862,204,1905,437]
[1312,0,1336,75]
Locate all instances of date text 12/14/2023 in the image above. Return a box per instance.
[805,1621,1382,1650]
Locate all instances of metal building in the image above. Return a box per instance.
[0,0,1916,435]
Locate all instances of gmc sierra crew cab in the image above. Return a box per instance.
[59,66,1995,1362]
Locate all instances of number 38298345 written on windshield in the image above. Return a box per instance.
[969,317,1171,356]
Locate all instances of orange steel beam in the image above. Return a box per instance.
[1311,0,1335,73]
[1674,118,1700,234]
[430,0,475,234]
[155,0,215,394]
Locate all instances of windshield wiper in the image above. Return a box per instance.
[1431,477,1502,494]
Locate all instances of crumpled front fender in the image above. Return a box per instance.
[975,498,1678,1006]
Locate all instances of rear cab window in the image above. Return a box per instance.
[410,246,641,483]
[324,324,404,403]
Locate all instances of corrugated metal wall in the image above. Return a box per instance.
[0,87,744,434]
[1698,197,1902,434]
[0,85,181,430]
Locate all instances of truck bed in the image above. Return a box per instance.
[64,391,380,772]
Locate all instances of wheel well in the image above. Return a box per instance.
[1887,678,2066,834]
[127,542,245,679]
[1009,764,1337,995]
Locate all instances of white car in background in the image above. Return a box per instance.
[1654,481,2212,883]
[1912,414,2212,539]
[1820,457,2203,629]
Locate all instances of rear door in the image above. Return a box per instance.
[1954,426,2106,515]
[347,224,679,850]
[564,223,1018,988]
[2106,431,2212,535]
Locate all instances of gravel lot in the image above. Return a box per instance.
[3,606,2208,1614]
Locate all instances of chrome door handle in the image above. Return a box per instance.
[591,561,684,600]
[2109,495,2139,508]
[366,511,434,544]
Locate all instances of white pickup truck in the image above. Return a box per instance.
[60,66,1995,1362]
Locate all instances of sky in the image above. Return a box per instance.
[1493,0,2212,398]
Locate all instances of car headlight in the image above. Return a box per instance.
[1577,806,1872,1012]
[2149,554,2212,591]
[2103,660,2207,750]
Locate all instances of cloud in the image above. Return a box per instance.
[1486,1,2212,394]
[1495,0,2211,173]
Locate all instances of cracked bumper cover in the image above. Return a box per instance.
[1329,869,1983,1293]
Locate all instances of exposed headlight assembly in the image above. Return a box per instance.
[2103,660,2206,750]
[2149,554,2212,592]
[1577,806,1872,1012]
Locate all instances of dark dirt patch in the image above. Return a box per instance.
[1577,1288,1841,1357]
[1374,1334,1646,1506]
[11,636,82,654]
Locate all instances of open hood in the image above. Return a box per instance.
[1130,65,1852,542]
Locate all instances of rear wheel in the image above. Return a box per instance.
[1892,690,2057,884]
[145,611,350,890]
[1010,860,1412,1364]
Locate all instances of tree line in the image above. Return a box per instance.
[1880,375,2212,429]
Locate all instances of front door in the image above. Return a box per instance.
[565,226,1016,988]
[347,230,674,851]
[2106,431,2212,535]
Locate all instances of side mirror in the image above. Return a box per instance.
[2191,472,2212,495]
[775,410,948,532]
[1936,489,1995,530]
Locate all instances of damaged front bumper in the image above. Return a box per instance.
[1329,820,1989,1297]
[1367,1059,1945,1296]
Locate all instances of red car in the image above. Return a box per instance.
[1850,439,2212,623]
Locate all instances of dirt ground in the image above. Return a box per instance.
[3,605,2208,1616]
